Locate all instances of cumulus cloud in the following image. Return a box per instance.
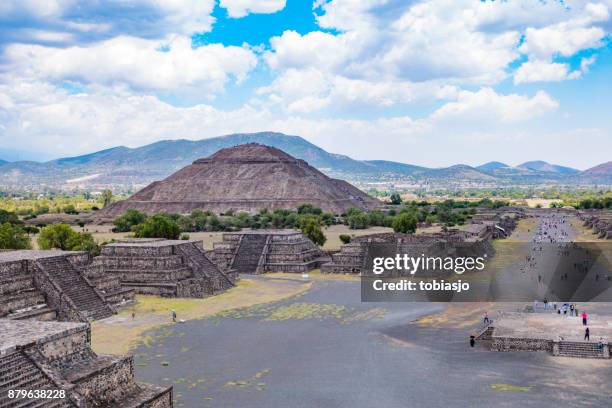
[429,88,559,123]
[219,0,286,18]
[0,0,216,46]
[3,36,257,96]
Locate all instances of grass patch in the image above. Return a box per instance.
[490,383,532,392]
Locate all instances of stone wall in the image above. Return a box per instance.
[490,336,552,352]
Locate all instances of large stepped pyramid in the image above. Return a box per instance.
[95,143,381,220]
[0,251,116,323]
[0,319,172,407]
[210,230,329,274]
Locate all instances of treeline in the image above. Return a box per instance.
[571,197,612,209]
[0,208,97,252]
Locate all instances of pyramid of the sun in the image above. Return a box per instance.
[97,143,380,219]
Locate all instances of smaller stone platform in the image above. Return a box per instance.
[92,239,235,297]
[1,250,116,322]
[209,230,328,274]
[480,312,612,359]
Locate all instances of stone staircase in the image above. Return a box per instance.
[36,257,114,321]
[177,243,234,290]
[231,234,268,274]
[556,341,609,359]
[0,351,73,408]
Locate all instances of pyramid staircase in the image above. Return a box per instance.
[35,257,114,321]
[231,234,268,274]
[176,243,234,291]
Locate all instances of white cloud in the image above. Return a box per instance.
[429,88,559,123]
[0,81,558,164]
[519,3,609,59]
[219,0,286,18]
[257,68,459,113]
[513,56,598,84]
[3,36,257,96]
[514,60,576,84]
[0,0,216,45]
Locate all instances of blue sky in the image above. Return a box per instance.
[0,0,610,169]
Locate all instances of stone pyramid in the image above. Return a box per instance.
[97,143,380,218]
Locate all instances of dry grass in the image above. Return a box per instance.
[91,277,312,355]
[266,269,360,282]
[569,218,605,242]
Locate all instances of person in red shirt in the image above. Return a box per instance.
[582,312,588,326]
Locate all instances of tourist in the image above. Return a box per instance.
[171,310,177,322]
[585,327,590,341]
[132,311,135,320]
[598,338,605,352]
[570,304,574,316]
[470,336,475,348]
[582,311,588,326]
[484,312,490,325]
[543,298,548,309]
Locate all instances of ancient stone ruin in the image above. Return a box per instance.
[209,230,328,274]
[0,319,172,407]
[322,208,520,275]
[579,210,612,239]
[321,231,492,275]
[91,239,236,297]
[0,250,117,323]
[95,143,381,220]
[473,312,611,359]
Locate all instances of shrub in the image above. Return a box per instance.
[339,234,352,244]
[392,213,417,234]
[113,209,147,232]
[132,214,181,239]
[0,223,31,249]
[298,216,326,246]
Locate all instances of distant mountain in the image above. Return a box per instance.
[477,161,510,171]
[0,132,608,190]
[575,161,612,184]
[517,160,579,175]
[0,159,6,165]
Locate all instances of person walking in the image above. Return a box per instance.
[584,327,590,341]
[171,310,177,322]
[484,312,490,325]
[582,311,588,326]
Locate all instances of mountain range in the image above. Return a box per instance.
[0,132,610,190]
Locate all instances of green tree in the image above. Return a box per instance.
[132,214,181,239]
[63,204,78,214]
[0,210,19,224]
[298,217,326,246]
[67,232,100,256]
[38,224,77,250]
[101,189,113,207]
[0,223,31,249]
[113,209,147,232]
[389,193,402,205]
[347,210,369,229]
[392,213,417,234]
